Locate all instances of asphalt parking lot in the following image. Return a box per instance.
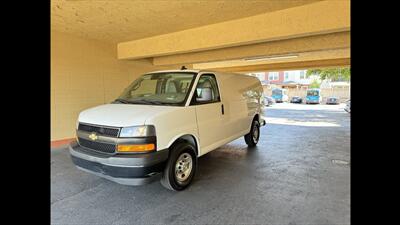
[51,103,350,225]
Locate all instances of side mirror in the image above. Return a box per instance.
[196,87,212,102]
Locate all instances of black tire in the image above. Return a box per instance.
[244,119,260,147]
[160,142,197,191]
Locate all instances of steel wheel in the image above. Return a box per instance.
[174,153,193,184]
[252,124,259,144]
[245,119,260,147]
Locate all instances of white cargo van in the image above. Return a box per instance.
[69,69,265,190]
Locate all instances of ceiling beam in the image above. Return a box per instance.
[152,31,350,66]
[209,58,351,73]
[118,0,350,60]
[192,47,349,69]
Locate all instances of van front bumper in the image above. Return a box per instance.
[69,141,169,185]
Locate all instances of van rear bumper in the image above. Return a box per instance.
[306,99,320,104]
[69,141,168,185]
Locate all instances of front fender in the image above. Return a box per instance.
[167,133,201,156]
[144,107,199,152]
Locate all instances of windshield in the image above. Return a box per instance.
[307,90,320,96]
[272,89,282,95]
[115,72,196,106]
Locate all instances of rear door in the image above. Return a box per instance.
[190,73,225,155]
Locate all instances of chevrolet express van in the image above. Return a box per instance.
[69,69,266,191]
[306,88,322,104]
[271,88,288,103]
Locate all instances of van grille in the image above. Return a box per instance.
[78,138,116,154]
[78,123,120,137]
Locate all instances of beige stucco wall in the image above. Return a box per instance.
[51,31,175,141]
[118,0,350,59]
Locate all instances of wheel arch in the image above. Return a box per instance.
[253,113,260,122]
[247,113,260,132]
[167,133,199,157]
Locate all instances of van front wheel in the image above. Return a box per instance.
[245,120,260,147]
[161,142,197,191]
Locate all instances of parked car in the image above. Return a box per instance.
[264,96,275,106]
[344,99,351,113]
[69,69,266,191]
[290,96,303,104]
[326,96,340,105]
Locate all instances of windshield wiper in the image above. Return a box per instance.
[114,98,177,105]
[114,98,131,104]
[130,99,166,105]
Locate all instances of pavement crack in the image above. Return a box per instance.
[51,182,103,205]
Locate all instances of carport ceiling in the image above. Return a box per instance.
[51,0,322,43]
[193,48,350,72]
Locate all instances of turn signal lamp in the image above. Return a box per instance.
[117,144,155,153]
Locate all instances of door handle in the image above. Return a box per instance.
[221,104,224,115]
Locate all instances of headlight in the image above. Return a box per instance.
[119,125,156,137]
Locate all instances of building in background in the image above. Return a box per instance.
[248,70,320,89]
[248,70,350,101]
[320,80,350,89]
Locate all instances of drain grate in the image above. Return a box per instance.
[332,159,350,165]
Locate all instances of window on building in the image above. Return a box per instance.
[284,72,289,80]
[268,72,279,81]
[248,72,266,81]
[300,71,305,79]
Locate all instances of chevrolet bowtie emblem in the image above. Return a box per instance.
[89,132,98,141]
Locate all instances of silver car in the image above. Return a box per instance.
[326,96,339,105]
[344,99,350,113]
[264,96,275,106]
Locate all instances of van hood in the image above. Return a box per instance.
[78,104,178,127]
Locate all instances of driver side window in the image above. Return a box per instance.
[192,74,220,104]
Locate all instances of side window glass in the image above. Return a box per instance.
[192,74,220,104]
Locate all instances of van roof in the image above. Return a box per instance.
[146,69,201,74]
[144,69,253,78]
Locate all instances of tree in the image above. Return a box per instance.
[306,67,350,81]
[309,79,320,88]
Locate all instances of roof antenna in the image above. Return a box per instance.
[181,66,187,70]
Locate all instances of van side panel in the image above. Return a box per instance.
[217,72,263,137]
[144,107,199,152]
[216,73,248,140]
[145,71,263,156]
[191,102,226,155]
[242,76,264,131]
